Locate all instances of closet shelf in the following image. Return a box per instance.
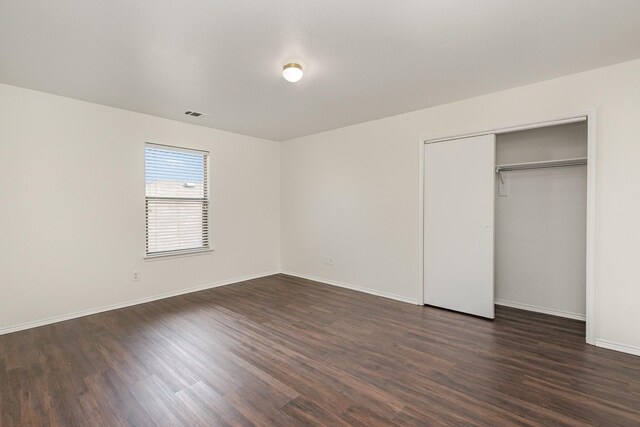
[495,157,587,173]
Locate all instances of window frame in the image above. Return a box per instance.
[144,142,211,259]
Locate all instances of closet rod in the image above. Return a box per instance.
[496,157,587,173]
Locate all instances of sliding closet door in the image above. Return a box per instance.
[424,134,495,318]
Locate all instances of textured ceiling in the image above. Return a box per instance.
[1,0,640,140]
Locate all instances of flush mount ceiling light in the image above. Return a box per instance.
[282,63,303,83]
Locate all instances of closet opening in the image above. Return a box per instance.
[494,122,588,333]
[420,113,595,344]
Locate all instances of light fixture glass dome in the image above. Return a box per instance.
[282,63,303,83]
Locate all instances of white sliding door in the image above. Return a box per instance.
[423,134,495,319]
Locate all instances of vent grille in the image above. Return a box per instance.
[184,111,203,117]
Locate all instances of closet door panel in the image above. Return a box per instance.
[423,134,495,318]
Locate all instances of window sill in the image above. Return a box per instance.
[144,248,214,261]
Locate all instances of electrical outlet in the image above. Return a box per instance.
[132,271,140,281]
[325,256,335,266]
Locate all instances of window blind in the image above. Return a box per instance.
[145,144,209,256]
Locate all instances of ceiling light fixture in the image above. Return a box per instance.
[282,63,303,83]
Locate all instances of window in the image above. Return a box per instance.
[145,143,209,257]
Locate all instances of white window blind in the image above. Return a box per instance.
[145,144,209,257]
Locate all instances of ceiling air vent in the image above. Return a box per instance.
[184,111,204,117]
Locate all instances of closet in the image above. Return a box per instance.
[495,122,587,320]
[423,119,588,327]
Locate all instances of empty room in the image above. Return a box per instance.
[2,1,640,425]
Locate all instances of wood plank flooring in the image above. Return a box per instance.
[1,274,639,426]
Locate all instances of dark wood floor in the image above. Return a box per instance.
[1,274,640,426]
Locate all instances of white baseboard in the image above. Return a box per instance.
[595,339,640,357]
[281,270,418,305]
[5,270,639,359]
[495,299,586,321]
[0,270,280,336]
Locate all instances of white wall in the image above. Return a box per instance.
[495,124,587,319]
[281,58,640,352]
[0,83,281,332]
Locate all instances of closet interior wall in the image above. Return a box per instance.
[495,122,588,320]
